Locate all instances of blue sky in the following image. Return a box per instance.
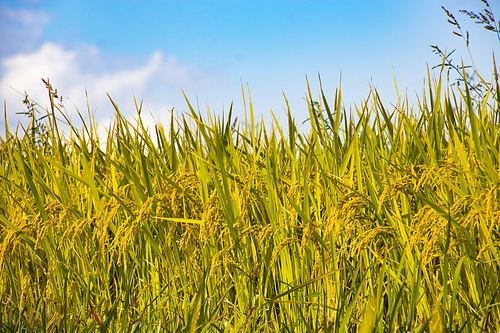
[1,0,499,134]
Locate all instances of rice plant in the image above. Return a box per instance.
[0,65,499,332]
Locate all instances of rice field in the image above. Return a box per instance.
[0,69,499,331]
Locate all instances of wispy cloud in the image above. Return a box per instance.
[0,41,224,135]
[0,5,51,57]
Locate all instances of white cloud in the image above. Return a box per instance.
[0,41,223,139]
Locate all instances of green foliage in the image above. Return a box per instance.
[0,69,499,332]
[431,0,500,108]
